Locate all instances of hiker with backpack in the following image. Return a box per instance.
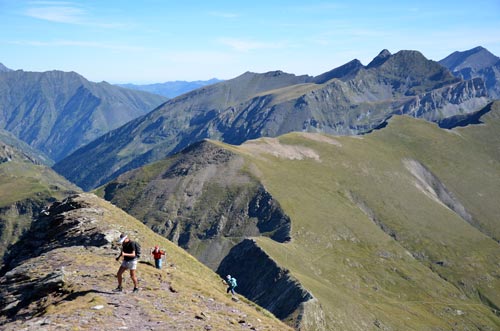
[223,274,237,296]
[114,233,141,293]
[150,245,166,269]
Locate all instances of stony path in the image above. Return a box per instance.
[28,254,261,331]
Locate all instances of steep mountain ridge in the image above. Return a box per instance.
[55,49,490,190]
[0,137,80,263]
[94,101,500,330]
[0,63,12,73]
[0,69,166,162]
[0,193,291,331]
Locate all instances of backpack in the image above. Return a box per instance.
[134,241,142,258]
[230,277,237,287]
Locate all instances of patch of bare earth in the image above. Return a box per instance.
[240,137,320,161]
[296,132,342,147]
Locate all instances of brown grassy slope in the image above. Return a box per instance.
[0,193,291,331]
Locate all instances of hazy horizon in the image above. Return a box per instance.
[1,0,499,84]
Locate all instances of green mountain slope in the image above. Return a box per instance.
[0,136,80,263]
[0,193,291,331]
[55,50,489,190]
[97,101,500,330]
[0,69,166,162]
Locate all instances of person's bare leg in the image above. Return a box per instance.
[117,266,126,288]
[130,269,138,288]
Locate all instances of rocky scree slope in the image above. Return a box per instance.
[53,49,489,191]
[95,102,500,330]
[0,69,166,162]
[0,193,291,331]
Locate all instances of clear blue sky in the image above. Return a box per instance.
[1,0,499,83]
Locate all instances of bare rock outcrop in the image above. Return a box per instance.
[217,239,317,328]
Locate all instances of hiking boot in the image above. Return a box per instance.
[113,286,123,292]
[132,287,139,293]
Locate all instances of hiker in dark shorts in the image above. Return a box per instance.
[114,233,139,293]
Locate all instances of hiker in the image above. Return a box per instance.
[150,245,166,269]
[114,233,139,293]
[223,274,237,296]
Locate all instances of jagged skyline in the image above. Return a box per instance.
[1,0,499,83]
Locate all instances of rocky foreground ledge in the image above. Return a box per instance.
[0,193,291,331]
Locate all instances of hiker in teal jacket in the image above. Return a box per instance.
[224,275,237,296]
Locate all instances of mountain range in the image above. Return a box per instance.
[0,69,166,162]
[1,46,500,330]
[117,78,223,98]
[54,48,492,190]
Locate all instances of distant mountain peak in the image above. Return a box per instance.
[313,58,363,83]
[378,49,392,57]
[439,46,499,72]
[471,46,487,52]
[0,62,13,72]
[367,49,392,68]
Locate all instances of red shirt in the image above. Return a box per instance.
[152,249,165,260]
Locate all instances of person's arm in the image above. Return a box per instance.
[122,251,136,258]
[116,248,123,261]
[122,249,136,258]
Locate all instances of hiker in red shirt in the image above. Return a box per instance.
[151,245,166,269]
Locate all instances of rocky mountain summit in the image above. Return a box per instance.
[55,49,490,190]
[0,193,291,331]
[440,46,500,98]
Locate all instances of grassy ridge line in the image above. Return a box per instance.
[219,112,500,329]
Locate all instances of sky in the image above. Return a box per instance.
[1,0,500,84]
